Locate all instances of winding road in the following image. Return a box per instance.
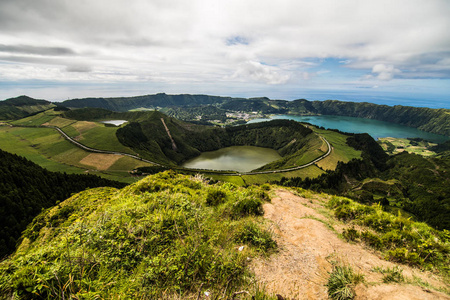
[25,125,332,176]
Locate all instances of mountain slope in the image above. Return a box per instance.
[0,95,55,120]
[0,172,275,299]
[1,173,448,299]
[0,148,126,258]
[251,189,449,299]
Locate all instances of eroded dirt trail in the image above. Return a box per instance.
[251,189,449,300]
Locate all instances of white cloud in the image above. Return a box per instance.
[0,0,448,99]
[231,61,290,85]
[371,64,401,81]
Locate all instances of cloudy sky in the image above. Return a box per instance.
[0,0,449,107]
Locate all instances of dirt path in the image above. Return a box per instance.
[161,118,177,151]
[251,189,449,300]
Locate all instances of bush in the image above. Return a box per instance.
[381,230,403,249]
[342,227,360,242]
[361,230,382,250]
[206,189,227,206]
[387,248,423,266]
[231,197,264,219]
[236,222,276,252]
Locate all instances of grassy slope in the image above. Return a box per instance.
[378,137,438,156]
[0,172,275,299]
[1,172,447,299]
[75,125,136,154]
[1,111,151,183]
[314,127,362,170]
[0,126,86,174]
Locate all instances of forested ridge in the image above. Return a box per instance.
[0,148,126,258]
[59,93,450,136]
[0,96,55,120]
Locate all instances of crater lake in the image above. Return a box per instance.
[181,146,281,173]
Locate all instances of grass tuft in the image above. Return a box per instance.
[326,264,364,300]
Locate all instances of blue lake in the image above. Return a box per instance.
[248,115,449,143]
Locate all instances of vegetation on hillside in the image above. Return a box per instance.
[116,113,318,169]
[0,149,126,258]
[328,196,450,274]
[60,93,450,136]
[0,172,275,299]
[0,96,55,120]
[278,134,450,230]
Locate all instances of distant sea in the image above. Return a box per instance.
[290,91,450,109]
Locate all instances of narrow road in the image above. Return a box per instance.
[14,124,332,176]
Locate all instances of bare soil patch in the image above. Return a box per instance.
[251,189,449,299]
[72,121,98,133]
[79,153,122,170]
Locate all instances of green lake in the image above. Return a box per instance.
[181,146,281,172]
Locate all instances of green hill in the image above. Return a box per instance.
[0,171,275,299]
[0,96,55,120]
[0,148,126,258]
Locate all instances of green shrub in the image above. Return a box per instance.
[260,184,270,191]
[334,204,357,221]
[387,248,423,266]
[381,230,403,249]
[206,189,227,206]
[361,230,383,250]
[328,196,351,209]
[236,222,276,252]
[342,227,360,242]
[231,197,264,219]
[326,265,364,300]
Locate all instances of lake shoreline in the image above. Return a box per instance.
[247,114,449,143]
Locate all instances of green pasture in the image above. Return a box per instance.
[0,126,86,174]
[378,137,437,156]
[67,124,135,154]
[242,165,324,185]
[0,125,147,183]
[312,128,362,170]
[9,109,62,126]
